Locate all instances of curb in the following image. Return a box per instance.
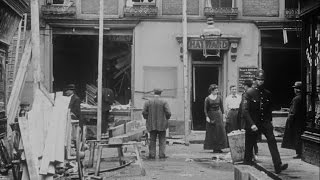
[189,137,283,144]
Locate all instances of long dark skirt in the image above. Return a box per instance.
[204,121,228,150]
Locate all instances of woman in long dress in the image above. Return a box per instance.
[204,84,228,153]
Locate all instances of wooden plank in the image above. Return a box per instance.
[109,124,124,137]
[94,146,103,176]
[133,143,146,176]
[6,39,31,145]
[39,83,54,106]
[21,163,30,180]
[53,92,71,162]
[18,117,41,180]
[39,108,55,175]
[31,0,42,84]
[108,127,146,144]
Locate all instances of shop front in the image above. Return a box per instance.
[300,1,320,167]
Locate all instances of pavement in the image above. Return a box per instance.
[82,133,319,180]
[254,142,320,180]
[80,115,319,180]
[85,143,235,180]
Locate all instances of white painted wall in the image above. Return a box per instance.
[133,21,259,122]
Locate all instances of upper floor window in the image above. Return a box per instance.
[46,0,70,5]
[126,0,155,7]
[210,0,232,8]
[285,0,298,8]
[132,0,155,2]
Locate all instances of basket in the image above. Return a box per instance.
[227,130,246,163]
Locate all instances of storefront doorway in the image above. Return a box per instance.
[191,51,222,130]
[261,30,301,110]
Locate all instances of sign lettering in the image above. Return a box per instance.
[238,67,258,93]
[188,39,229,50]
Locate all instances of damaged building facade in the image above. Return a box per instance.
[12,0,301,134]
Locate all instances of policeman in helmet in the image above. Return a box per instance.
[242,69,288,174]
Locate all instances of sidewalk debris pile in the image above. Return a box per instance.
[17,88,80,180]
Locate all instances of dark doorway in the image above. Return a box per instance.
[192,65,220,130]
[261,30,301,110]
[262,49,301,110]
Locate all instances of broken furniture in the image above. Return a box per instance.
[94,142,146,177]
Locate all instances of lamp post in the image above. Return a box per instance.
[200,17,222,58]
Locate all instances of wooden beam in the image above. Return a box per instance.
[108,127,146,144]
[31,0,41,85]
[19,117,41,180]
[97,0,104,141]
[6,39,31,151]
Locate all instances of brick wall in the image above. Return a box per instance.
[162,0,199,15]
[81,0,118,15]
[242,0,279,17]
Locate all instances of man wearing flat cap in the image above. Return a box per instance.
[64,84,82,129]
[282,81,303,159]
[242,69,288,174]
[142,88,171,159]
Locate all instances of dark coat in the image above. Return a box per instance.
[69,94,81,120]
[142,96,171,132]
[102,88,114,111]
[241,86,273,129]
[282,94,303,150]
[95,88,115,111]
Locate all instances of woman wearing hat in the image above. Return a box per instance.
[203,84,227,153]
[281,81,303,159]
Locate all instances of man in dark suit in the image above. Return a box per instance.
[142,88,171,159]
[282,81,303,159]
[64,84,82,129]
[241,70,288,174]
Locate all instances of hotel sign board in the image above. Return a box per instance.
[188,38,229,50]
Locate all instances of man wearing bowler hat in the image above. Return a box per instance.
[64,84,82,129]
[282,81,303,159]
[242,69,288,174]
[142,88,171,159]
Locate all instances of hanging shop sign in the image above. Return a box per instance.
[188,38,229,50]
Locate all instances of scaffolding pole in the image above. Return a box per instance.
[97,0,104,141]
[182,0,189,145]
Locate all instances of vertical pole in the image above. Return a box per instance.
[13,19,22,79]
[97,0,104,141]
[31,0,41,85]
[182,0,189,145]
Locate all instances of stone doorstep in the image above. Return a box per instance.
[234,165,273,180]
